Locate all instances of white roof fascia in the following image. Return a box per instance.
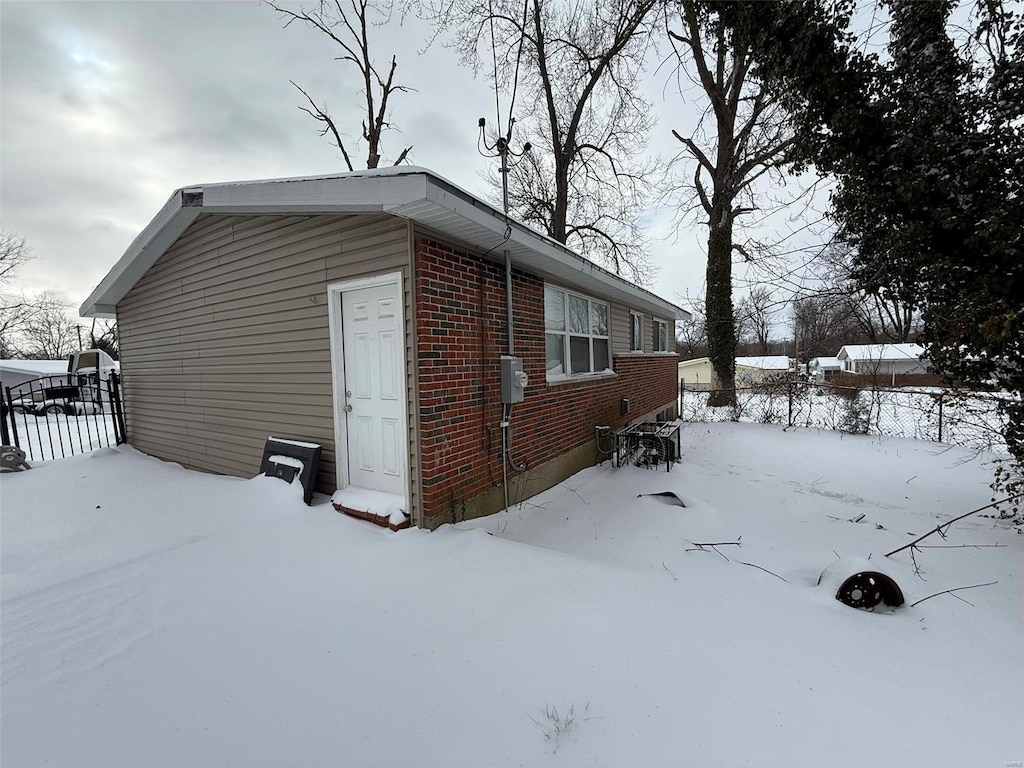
[417,177,688,322]
[79,191,199,318]
[198,172,429,214]
[80,168,688,323]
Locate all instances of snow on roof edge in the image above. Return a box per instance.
[81,166,689,322]
[837,343,925,361]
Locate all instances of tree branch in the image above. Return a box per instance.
[885,494,1024,557]
[290,81,355,171]
[910,581,998,607]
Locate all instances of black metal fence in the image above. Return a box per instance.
[1,372,126,461]
[679,380,1011,454]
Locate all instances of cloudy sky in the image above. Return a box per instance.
[1,0,787,322]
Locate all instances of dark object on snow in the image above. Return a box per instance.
[0,445,30,472]
[259,437,321,505]
[637,491,687,507]
[836,571,904,610]
[818,557,904,612]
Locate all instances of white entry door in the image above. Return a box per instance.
[341,282,405,495]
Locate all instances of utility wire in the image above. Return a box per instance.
[507,0,530,127]
[488,0,504,132]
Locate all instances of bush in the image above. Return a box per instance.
[841,392,872,435]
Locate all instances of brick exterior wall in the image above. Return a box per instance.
[415,237,679,526]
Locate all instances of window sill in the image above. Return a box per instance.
[546,370,618,386]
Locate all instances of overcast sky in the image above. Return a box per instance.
[0,0,783,322]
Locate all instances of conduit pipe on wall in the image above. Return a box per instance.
[505,248,514,356]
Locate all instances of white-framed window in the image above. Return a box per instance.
[629,311,643,352]
[653,318,669,352]
[545,285,611,378]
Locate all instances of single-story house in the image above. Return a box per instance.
[0,359,74,391]
[808,356,843,382]
[836,343,928,376]
[678,355,791,390]
[677,357,715,390]
[80,167,687,529]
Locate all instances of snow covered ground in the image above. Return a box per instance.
[2,424,1021,767]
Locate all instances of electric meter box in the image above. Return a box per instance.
[500,355,527,404]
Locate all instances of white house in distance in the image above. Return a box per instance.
[679,356,791,390]
[836,343,928,377]
[0,359,72,391]
[808,356,843,382]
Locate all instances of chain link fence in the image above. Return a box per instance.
[679,380,1012,454]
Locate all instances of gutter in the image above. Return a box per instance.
[80,169,690,324]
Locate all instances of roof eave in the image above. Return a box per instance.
[80,190,199,317]
[80,169,689,323]
[417,179,688,322]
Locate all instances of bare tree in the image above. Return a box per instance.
[676,298,707,359]
[0,231,30,285]
[12,293,79,360]
[1,233,31,355]
[666,1,796,405]
[792,292,860,361]
[852,289,921,344]
[270,0,412,169]
[802,243,922,345]
[434,0,660,281]
[0,233,50,358]
[735,286,778,355]
[88,318,119,360]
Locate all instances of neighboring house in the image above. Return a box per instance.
[677,357,715,391]
[808,356,843,382]
[80,167,687,529]
[836,344,928,377]
[678,356,790,390]
[0,359,73,391]
[1,353,120,392]
[735,356,791,386]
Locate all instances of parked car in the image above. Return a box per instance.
[9,387,103,417]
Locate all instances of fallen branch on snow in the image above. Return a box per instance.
[910,581,998,608]
[885,494,1024,558]
[736,561,789,583]
[686,540,741,561]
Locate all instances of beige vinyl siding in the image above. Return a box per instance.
[117,213,416,511]
[611,305,656,355]
[610,303,630,356]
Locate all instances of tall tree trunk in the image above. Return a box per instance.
[706,211,737,406]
